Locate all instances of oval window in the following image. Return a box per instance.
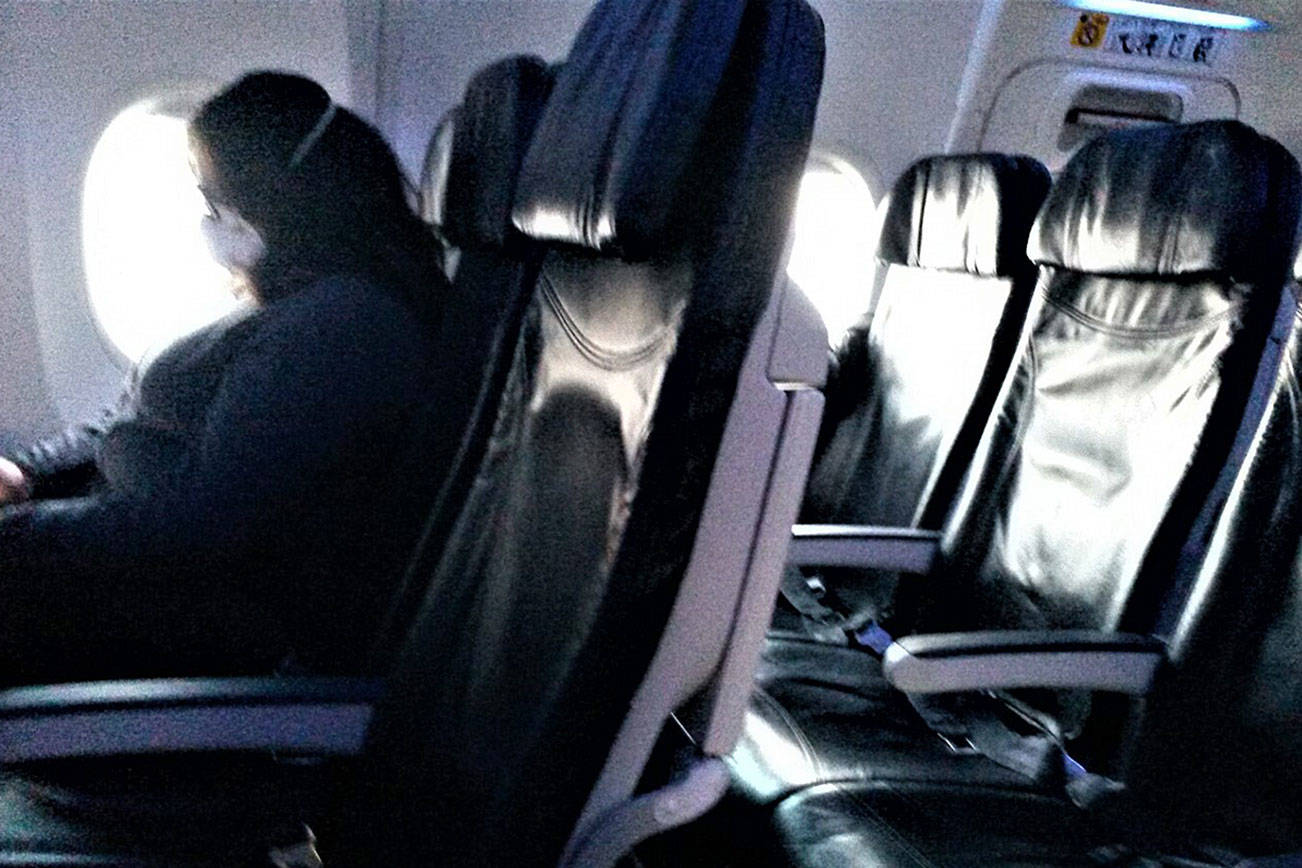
[83,95,239,364]
[786,155,880,345]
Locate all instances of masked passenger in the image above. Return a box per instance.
[0,72,448,683]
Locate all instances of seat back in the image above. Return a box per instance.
[927,119,1300,660]
[808,154,1048,528]
[347,1,824,865]
[796,154,1049,627]
[420,55,554,264]
[415,53,554,468]
[1119,233,1302,852]
[368,56,555,666]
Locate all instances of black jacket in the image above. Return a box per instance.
[0,276,442,682]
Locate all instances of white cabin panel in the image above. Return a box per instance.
[806,0,984,197]
[983,62,1238,172]
[950,0,1302,167]
[374,0,594,180]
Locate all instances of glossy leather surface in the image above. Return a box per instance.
[419,104,456,229]
[771,783,1105,868]
[764,782,1201,868]
[878,154,1050,279]
[731,156,1052,838]
[349,1,824,864]
[731,637,1033,806]
[1030,120,1299,280]
[709,123,1302,868]
[932,273,1256,637]
[801,155,1049,626]
[368,55,557,668]
[419,55,553,251]
[512,0,747,258]
[932,122,1301,643]
[1118,298,1302,854]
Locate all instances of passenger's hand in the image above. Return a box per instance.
[0,457,31,506]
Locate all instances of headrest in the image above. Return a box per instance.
[877,154,1052,278]
[511,0,748,260]
[419,55,554,251]
[420,107,458,230]
[1030,120,1302,280]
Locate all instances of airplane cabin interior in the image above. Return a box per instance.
[0,0,1300,865]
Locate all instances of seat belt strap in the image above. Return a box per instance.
[778,565,853,644]
[907,692,1066,784]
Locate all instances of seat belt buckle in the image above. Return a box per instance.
[851,621,894,655]
[268,825,322,868]
[935,731,980,756]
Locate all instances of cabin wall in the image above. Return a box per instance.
[950,0,1302,169]
[373,0,982,201]
[0,0,975,446]
[810,0,983,195]
[0,11,52,452]
[373,0,592,180]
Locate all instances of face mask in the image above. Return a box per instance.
[200,204,266,273]
[193,99,332,274]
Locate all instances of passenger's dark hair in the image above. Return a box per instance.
[189,71,445,321]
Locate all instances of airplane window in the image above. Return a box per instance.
[83,98,240,364]
[786,155,880,345]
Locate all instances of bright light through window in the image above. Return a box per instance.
[83,100,239,364]
[786,157,880,345]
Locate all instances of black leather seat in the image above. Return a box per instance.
[312,0,830,864]
[1104,233,1302,859]
[780,153,1050,638]
[733,154,1056,810]
[761,266,1302,867]
[668,120,1302,867]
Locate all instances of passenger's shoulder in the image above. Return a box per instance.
[258,275,431,362]
[143,301,260,372]
[281,275,416,325]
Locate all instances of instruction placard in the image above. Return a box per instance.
[1069,12,1220,66]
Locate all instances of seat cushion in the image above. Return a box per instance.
[0,757,334,866]
[730,638,1038,805]
[769,781,1114,868]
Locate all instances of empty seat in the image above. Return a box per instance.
[1109,238,1302,857]
[664,120,1302,867]
[732,153,1055,812]
[765,245,1302,867]
[782,152,1050,638]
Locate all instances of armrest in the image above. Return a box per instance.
[787,524,941,573]
[0,676,381,763]
[882,630,1166,695]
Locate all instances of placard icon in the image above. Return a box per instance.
[1071,12,1111,48]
